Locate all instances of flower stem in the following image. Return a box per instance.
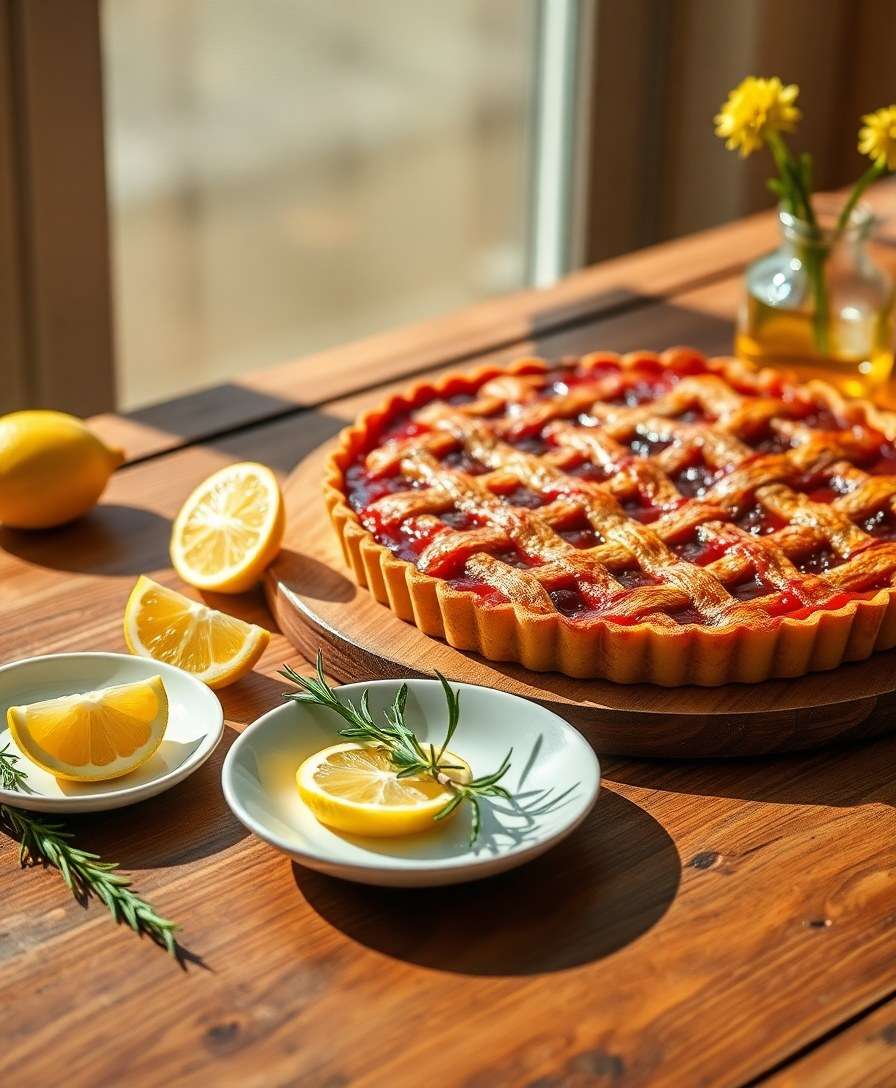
[804,249,830,355]
[767,132,797,216]
[835,161,884,235]
[766,131,829,354]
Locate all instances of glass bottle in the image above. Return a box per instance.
[735,197,895,397]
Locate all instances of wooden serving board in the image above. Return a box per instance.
[265,441,896,758]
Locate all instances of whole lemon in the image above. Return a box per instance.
[0,411,125,529]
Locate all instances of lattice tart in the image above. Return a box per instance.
[324,348,896,685]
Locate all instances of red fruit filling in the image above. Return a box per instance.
[343,361,896,629]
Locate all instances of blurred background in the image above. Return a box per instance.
[1,0,893,416]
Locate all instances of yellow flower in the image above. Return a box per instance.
[858,105,896,172]
[714,76,801,157]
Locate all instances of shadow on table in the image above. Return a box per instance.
[114,285,740,471]
[200,584,277,630]
[0,505,171,577]
[125,382,300,443]
[0,287,738,581]
[216,666,293,725]
[523,288,737,362]
[0,404,348,577]
[602,728,896,812]
[65,725,248,868]
[205,405,347,475]
[292,789,680,976]
[270,550,356,605]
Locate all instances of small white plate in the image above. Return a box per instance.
[222,678,599,887]
[0,652,223,813]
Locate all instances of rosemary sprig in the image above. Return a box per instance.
[280,653,513,843]
[0,744,180,958]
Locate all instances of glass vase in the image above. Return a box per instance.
[735,197,895,397]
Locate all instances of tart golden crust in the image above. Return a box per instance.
[323,348,896,685]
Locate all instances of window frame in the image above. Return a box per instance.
[0,0,115,415]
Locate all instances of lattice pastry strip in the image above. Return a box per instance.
[360,395,896,631]
[330,349,896,685]
[349,351,896,637]
[400,438,742,624]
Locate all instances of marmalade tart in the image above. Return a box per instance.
[324,348,896,685]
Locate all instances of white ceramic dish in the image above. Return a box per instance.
[222,678,600,887]
[0,652,223,813]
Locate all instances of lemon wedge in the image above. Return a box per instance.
[124,575,269,689]
[169,462,284,593]
[296,742,472,836]
[7,676,168,782]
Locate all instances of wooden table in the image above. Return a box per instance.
[4,184,896,1088]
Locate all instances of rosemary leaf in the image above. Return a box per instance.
[435,671,460,763]
[0,744,181,958]
[394,764,429,779]
[280,656,514,844]
[433,792,466,821]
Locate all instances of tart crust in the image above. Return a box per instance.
[323,351,896,685]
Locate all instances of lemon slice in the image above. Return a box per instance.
[124,575,269,689]
[296,742,472,837]
[7,676,168,782]
[170,461,284,593]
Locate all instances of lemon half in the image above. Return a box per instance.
[296,742,472,837]
[124,575,269,689]
[170,462,284,593]
[7,676,168,782]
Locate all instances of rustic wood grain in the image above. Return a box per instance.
[760,999,896,1087]
[3,219,896,1087]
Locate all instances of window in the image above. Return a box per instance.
[102,0,539,409]
[6,2,890,416]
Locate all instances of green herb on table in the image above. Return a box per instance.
[0,744,181,958]
[280,653,513,843]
